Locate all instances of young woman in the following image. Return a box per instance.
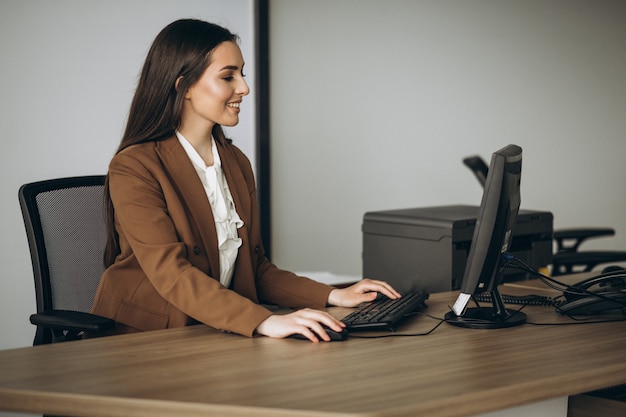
[91,19,400,342]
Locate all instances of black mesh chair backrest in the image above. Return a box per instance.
[19,176,112,344]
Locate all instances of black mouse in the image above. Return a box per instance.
[289,326,348,341]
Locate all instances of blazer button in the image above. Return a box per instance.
[193,246,200,255]
[255,246,260,254]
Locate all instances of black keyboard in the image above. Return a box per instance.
[341,291,429,331]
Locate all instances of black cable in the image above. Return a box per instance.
[473,292,562,308]
[504,254,626,300]
[502,253,626,314]
[348,313,445,338]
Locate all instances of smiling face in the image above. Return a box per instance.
[180,41,249,136]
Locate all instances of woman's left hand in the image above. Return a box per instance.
[326,278,402,307]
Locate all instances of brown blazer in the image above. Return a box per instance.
[91,135,332,337]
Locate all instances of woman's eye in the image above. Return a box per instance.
[223,72,245,81]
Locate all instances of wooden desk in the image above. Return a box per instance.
[1,282,625,417]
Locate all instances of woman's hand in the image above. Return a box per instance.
[255,308,346,343]
[327,278,402,307]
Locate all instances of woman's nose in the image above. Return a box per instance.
[238,78,250,96]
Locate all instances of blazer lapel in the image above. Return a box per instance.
[155,136,220,275]
[216,142,260,301]
[217,142,251,225]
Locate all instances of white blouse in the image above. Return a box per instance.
[176,131,243,289]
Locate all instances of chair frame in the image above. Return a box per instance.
[19,175,115,345]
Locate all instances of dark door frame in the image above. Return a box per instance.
[255,0,272,257]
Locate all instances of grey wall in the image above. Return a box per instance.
[0,0,256,353]
[269,1,626,276]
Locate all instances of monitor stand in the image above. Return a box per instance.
[445,288,527,329]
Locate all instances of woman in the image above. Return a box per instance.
[91,19,400,342]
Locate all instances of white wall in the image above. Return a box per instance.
[0,0,256,352]
[269,1,626,276]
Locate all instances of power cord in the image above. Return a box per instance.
[347,312,445,338]
[502,253,626,315]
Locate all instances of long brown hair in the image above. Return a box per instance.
[104,19,238,267]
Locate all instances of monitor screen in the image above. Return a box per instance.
[446,144,526,329]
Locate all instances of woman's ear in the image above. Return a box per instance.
[176,76,193,99]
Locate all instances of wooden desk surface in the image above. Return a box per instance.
[1,281,625,417]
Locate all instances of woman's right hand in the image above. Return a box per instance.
[255,308,346,342]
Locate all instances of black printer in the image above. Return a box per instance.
[362,205,553,294]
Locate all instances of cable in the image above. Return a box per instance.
[472,292,563,307]
[502,253,626,314]
[348,312,445,338]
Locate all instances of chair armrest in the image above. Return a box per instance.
[552,250,626,276]
[30,310,115,334]
[553,228,615,252]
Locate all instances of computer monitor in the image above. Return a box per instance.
[445,144,527,329]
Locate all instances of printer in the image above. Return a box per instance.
[362,205,553,294]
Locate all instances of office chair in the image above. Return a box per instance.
[463,155,626,276]
[19,175,115,345]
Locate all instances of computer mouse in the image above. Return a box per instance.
[557,291,626,315]
[288,326,348,341]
